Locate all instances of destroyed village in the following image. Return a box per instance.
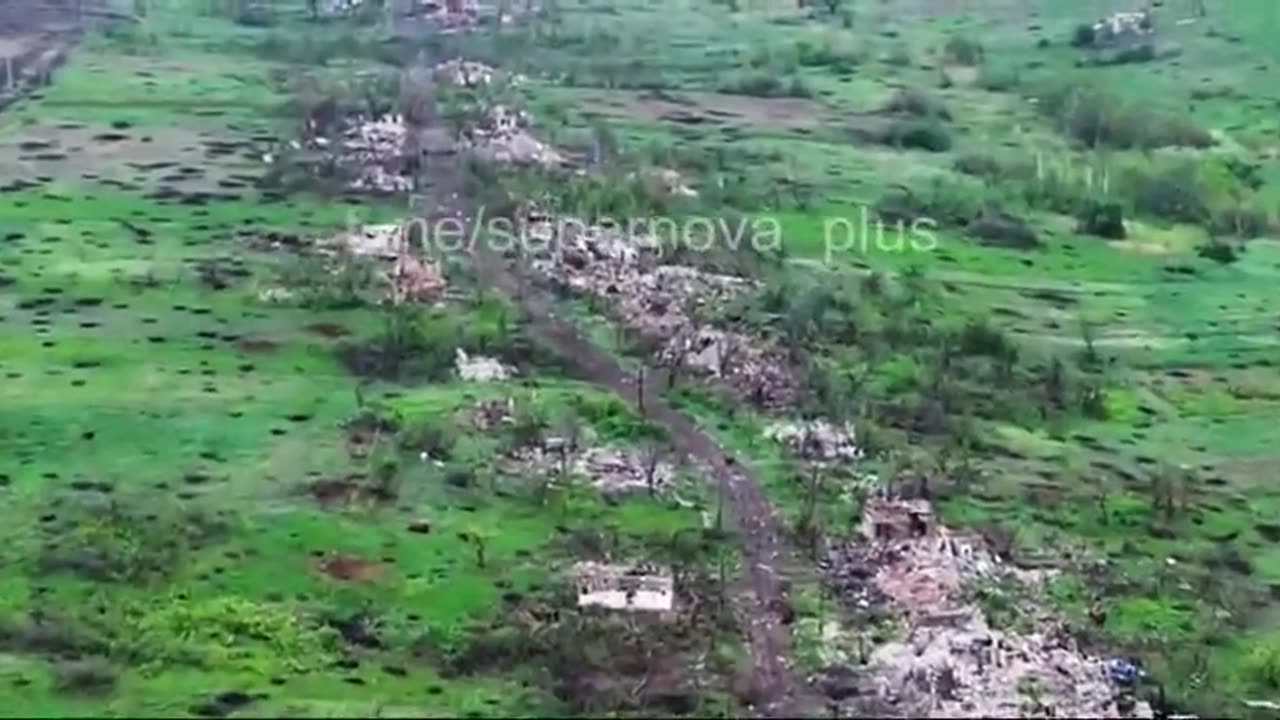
[2,0,1280,717]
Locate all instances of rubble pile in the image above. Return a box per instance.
[432,59,500,88]
[1086,10,1155,46]
[866,610,1150,718]
[389,251,447,303]
[302,113,418,194]
[819,496,1152,719]
[341,114,414,193]
[527,218,796,408]
[573,561,675,612]
[631,167,699,198]
[325,223,406,259]
[317,0,365,17]
[468,397,516,430]
[660,327,796,409]
[455,348,513,381]
[763,419,861,462]
[504,442,674,494]
[402,0,481,31]
[461,105,564,167]
[319,223,448,304]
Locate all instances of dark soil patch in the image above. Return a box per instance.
[306,476,363,505]
[236,337,278,353]
[190,691,257,718]
[326,613,384,649]
[304,322,350,338]
[317,554,384,582]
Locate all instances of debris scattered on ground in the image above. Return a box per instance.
[629,166,698,197]
[818,496,1153,719]
[317,222,448,304]
[527,216,797,408]
[1080,9,1155,47]
[763,419,862,462]
[574,561,674,612]
[468,397,516,430]
[326,223,405,259]
[433,58,504,88]
[403,0,481,32]
[389,251,447,303]
[317,0,365,18]
[660,326,796,409]
[461,105,564,166]
[504,440,673,495]
[256,286,296,304]
[299,112,418,194]
[455,348,513,381]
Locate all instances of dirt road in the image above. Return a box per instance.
[464,240,823,716]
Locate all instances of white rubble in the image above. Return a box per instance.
[318,223,447,304]
[764,419,862,462]
[303,113,420,194]
[526,215,795,408]
[504,442,674,495]
[455,348,513,381]
[1088,10,1155,46]
[403,0,481,32]
[317,0,364,17]
[820,496,1153,719]
[328,223,406,258]
[660,327,796,408]
[460,105,565,167]
[574,561,674,612]
[432,59,503,88]
[866,609,1151,718]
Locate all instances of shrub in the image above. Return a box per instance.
[1076,200,1127,239]
[943,35,984,65]
[883,119,952,152]
[1095,44,1156,66]
[1245,639,1280,689]
[876,179,986,227]
[794,36,864,72]
[1038,83,1213,150]
[969,211,1040,249]
[128,597,337,671]
[882,88,951,119]
[978,65,1021,91]
[953,153,1003,179]
[719,72,812,98]
[955,319,1016,358]
[399,419,457,460]
[1071,23,1096,48]
[37,503,224,583]
[1209,204,1271,238]
[1197,240,1239,264]
[885,43,912,67]
[1125,161,1209,223]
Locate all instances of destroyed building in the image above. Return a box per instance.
[821,496,1153,719]
[574,561,675,613]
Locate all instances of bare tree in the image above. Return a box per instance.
[642,443,664,496]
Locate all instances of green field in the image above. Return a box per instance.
[3,0,1280,716]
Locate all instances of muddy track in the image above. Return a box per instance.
[463,240,823,717]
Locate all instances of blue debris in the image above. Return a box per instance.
[1106,658,1142,685]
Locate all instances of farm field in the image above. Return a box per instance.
[2,0,1279,717]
